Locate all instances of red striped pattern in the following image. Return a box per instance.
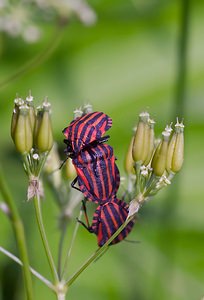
[72,144,120,203]
[91,199,135,247]
[63,112,112,155]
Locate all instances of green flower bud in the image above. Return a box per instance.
[11,97,24,140]
[151,127,171,176]
[35,100,53,153]
[166,120,184,173]
[144,118,155,166]
[65,157,77,180]
[13,105,33,154]
[132,112,150,163]
[25,92,36,133]
[44,143,62,189]
[124,136,135,174]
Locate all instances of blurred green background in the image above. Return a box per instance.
[0,0,204,299]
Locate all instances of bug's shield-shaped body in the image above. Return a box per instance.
[91,199,135,247]
[72,144,120,203]
[63,112,112,155]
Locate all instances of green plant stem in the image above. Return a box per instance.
[0,166,34,300]
[135,162,141,195]
[0,246,55,291]
[66,215,134,287]
[34,194,59,283]
[174,0,190,118]
[61,209,83,280]
[57,222,67,280]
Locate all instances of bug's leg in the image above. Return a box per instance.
[77,200,94,233]
[81,199,91,228]
[71,177,81,192]
[97,135,110,144]
[59,157,68,170]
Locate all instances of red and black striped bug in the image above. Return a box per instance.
[63,112,112,157]
[78,198,135,247]
[72,143,120,203]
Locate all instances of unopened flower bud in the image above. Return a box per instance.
[124,137,135,174]
[35,100,53,153]
[144,118,155,166]
[13,105,33,154]
[25,91,36,133]
[132,112,150,163]
[166,119,184,173]
[151,127,171,176]
[65,157,77,180]
[44,143,62,188]
[11,97,24,140]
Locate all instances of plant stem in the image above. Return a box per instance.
[0,246,55,291]
[0,166,34,300]
[174,0,190,118]
[66,215,134,287]
[61,209,83,279]
[57,223,67,279]
[34,194,59,283]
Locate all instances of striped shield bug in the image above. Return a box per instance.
[78,198,135,247]
[63,112,112,156]
[72,143,120,203]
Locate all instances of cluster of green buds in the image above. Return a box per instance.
[11,92,54,200]
[124,112,184,217]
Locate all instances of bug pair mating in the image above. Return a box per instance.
[63,111,135,246]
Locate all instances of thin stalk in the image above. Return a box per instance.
[34,194,59,283]
[66,215,134,287]
[0,166,34,300]
[57,223,67,280]
[135,162,141,195]
[61,209,83,279]
[174,0,190,118]
[37,151,49,177]
[0,246,55,291]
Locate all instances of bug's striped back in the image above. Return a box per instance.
[63,112,112,154]
[91,199,135,247]
[72,143,120,203]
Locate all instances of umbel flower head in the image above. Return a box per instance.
[10,92,54,200]
[125,112,185,218]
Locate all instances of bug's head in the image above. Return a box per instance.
[63,139,75,158]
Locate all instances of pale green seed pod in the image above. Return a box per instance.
[13,105,33,154]
[35,101,53,153]
[25,92,36,133]
[144,118,155,166]
[151,129,170,176]
[124,137,135,174]
[166,133,176,173]
[65,157,77,180]
[11,97,24,140]
[132,112,149,163]
[167,120,184,173]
